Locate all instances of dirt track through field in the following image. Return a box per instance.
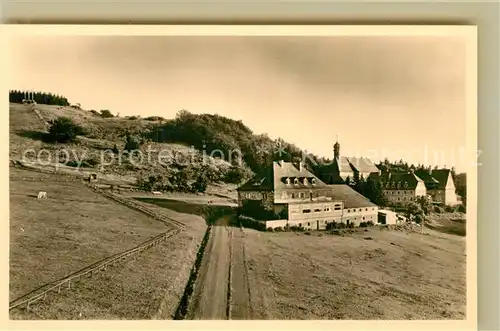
[186,216,232,319]
[185,215,256,320]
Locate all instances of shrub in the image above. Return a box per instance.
[274,227,283,232]
[100,109,114,118]
[414,214,424,224]
[457,204,466,213]
[47,117,86,143]
[124,134,141,151]
[366,220,375,227]
[445,205,455,213]
[359,222,367,228]
[434,206,445,213]
[347,222,355,229]
[267,227,274,232]
[128,116,139,120]
[145,116,165,121]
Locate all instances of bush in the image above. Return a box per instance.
[100,109,114,118]
[414,214,424,224]
[267,227,274,232]
[359,222,368,228]
[47,117,86,143]
[457,204,466,213]
[124,134,141,151]
[274,227,283,232]
[145,116,165,121]
[434,206,445,213]
[366,220,375,227]
[128,116,139,120]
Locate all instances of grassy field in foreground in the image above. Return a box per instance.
[244,226,466,320]
[10,167,208,319]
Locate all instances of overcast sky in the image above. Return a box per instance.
[9,35,468,172]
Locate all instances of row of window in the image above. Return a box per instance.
[391,196,414,201]
[295,215,375,227]
[286,177,317,186]
[382,181,409,189]
[281,191,326,200]
[387,190,414,195]
[345,207,377,213]
[301,204,342,214]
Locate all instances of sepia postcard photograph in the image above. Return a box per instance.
[3,25,476,325]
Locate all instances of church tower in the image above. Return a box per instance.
[333,135,340,160]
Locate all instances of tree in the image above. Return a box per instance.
[363,177,388,207]
[415,195,432,215]
[405,202,424,221]
[47,117,85,143]
[345,175,353,186]
[124,134,141,151]
[100,109,114,118]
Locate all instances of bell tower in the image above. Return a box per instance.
[333,134,340,160]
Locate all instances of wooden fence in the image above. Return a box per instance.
[9,183,188,312]
[91,186,186,229]
[9,228,181,311]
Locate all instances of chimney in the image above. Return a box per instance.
[429,168,432,175]
[388,172,392,180]
[299,161,304,172]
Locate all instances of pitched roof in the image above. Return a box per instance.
[327,184,377,208]
[415,169,451,190]
[237,161,328,191]
[379,171,425,190]
[344,157,380,174]
[427,169,451,190]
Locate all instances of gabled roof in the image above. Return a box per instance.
[379,171,425,190]
[328,184,377,208]
[415,169,452,190]
[237,161,328,191]
[344,157,380,174]
[427,169,452,190]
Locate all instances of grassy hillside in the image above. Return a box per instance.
[9,103,252,192]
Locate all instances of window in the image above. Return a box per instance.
[334,205,341,211]
[363,217,365,220]
[404,182,408,188]
[303,209,311,214]
[347,209,350,213]
[299,192,305,199]
[262,193,267,199]
[294,178,299,185]
[397,197,400,201]
[391,182,395,188]
[307,222,310,226]
[281,192,287,199]
[314,209,321,212]
[365,208,368,211]
[286,178,291,185]
[324,207,330,212]
[311,178,317,185]
[359,209,362,212]
[386,183,389,188]
[403,197,406,201]
[291,193,296,199]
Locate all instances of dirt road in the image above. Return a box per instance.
[185,215,256,320]
[186,216,233,319]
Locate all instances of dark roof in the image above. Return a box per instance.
[327,184,377,208]
[427,169,451,190]
[415,169,451,190]
[237,161,328,191]
[379,171,425,190]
